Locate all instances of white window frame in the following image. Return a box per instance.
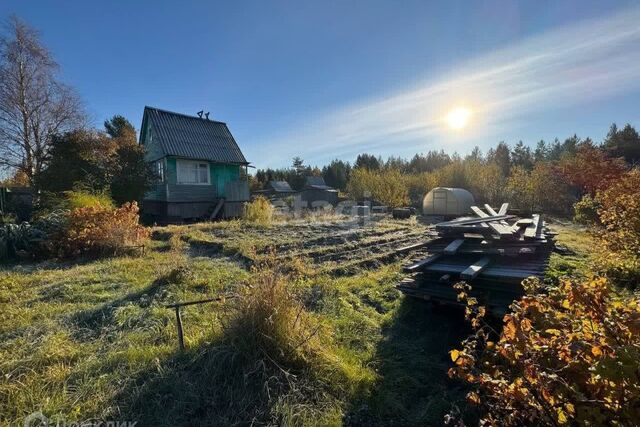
[155,159,165,182]
[176,159,210,185]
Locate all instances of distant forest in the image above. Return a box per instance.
[253,123,640,191]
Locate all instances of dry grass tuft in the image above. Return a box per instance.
[224,259,324,372]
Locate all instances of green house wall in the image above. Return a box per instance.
[149,157,239,202]
[211,163,240,197]
[166,157,177,184]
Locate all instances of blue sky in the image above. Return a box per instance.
[2,0,640,169]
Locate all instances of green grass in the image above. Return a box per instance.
[545,220,594,282]
[0,219,589,426]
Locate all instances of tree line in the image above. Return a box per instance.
[253,124,639,211]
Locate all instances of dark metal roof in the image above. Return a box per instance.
[306,176,326,186]
[305,176,335,191]
[268,181,295,192]
[142,106,248,164]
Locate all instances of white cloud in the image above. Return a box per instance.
[254,5,640,167]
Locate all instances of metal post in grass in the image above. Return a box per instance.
[174,306,185,350]
[165,296,233,350]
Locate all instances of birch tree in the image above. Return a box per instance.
[0,16,84,182]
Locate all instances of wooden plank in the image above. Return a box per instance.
[484,204,499,216]
[209,198,225,220]
[444,238,465,254]
[515,218,534,226]
[394,241,431,254]
[436,215,515,227]
[404,254,442,272]
[486,204,510,226]
[524,214,540,239]
[498,203,509,215]
[460,257,492,280]
[488,222,516,238]
[471,205,489,218]
[535,217,545,239]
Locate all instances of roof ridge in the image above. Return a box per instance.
[144,105,227,124]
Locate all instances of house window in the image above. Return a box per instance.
[155,160,164,182]
[177,160,210,185]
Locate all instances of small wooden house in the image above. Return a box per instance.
[260,180,297,198]
[300,176,338,206]
[267,180,296,194]
[139,106,250,222]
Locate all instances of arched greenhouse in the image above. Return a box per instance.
[422,187,475,216]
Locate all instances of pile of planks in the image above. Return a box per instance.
[396,203,556,315]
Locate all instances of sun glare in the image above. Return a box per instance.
[446,107,472,130]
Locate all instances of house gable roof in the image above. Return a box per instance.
[304,176,335,191]
[141,106,248,164]
[268,181,295,192]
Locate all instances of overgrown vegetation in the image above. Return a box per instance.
[64,190,115,210]
[347,168,409,207]
[54,202,150,258]
[243,195,274,226]
[449,277,640,426]
[0,211,66,261]
[448,164,640,425]
[593,169,640,288]
[1,217,501,425]
[0,202,148,262]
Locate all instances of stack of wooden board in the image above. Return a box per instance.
[396,203,556,315]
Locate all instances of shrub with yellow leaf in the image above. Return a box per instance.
[448,278,640,426]
[346,168,409,208]
[242,196,274,227]
[594,169,640,288]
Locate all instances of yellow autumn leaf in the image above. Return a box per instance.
[557,408,568,424]
[467,391,481,404]
[504,320,517,339]
[545,328,562,336]
[565,403,575,415]
[562,300,571,309]
[542,388,555,405]
[591,345,603,357]
[450,349,460,362]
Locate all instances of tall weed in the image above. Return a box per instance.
[243,196,274,226]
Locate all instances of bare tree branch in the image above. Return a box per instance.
[0,15,85,183]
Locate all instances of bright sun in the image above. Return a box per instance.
[446,107,472,130]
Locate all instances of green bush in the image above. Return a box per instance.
[0,211,67,261]
[0,223,45,261]
[573,194,601,225]
[0,212,17,225]
[64,190,114,209]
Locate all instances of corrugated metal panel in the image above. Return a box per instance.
[305,176,335,190]
[268,181,294,192]
[144,106,248,164]
[306,176,326,187]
